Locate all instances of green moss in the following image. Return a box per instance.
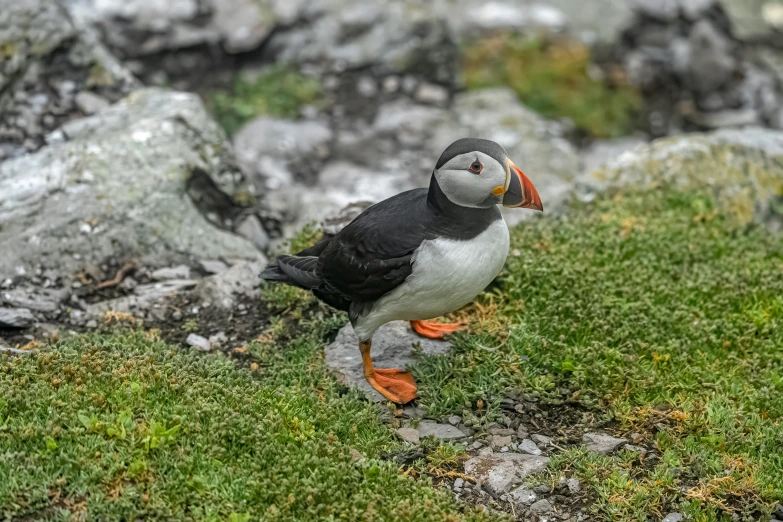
[207,65,322,136]
[414,186,783,520]
[0,317,493,521]
[462,34,642,138]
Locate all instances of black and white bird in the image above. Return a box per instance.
[261,138,543,403]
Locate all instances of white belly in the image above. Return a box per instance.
[354,219,510,340]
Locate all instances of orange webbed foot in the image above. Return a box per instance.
[367,368,417,404]
[410,320,464,340]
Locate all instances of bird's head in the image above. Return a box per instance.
[432,138,543,212]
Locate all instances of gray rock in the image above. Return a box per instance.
[463,452,550,496]
[662,513,683,522]
[491,435,513,449]
[324,321,451,402]
[208,331,228,348]
[414,83,449,106]
[197,260,266,310]
[1,287,66,313]
[633,0,680,21]
[0,345,36,355]
[86,279,198,316]
[397,427,420,444]
[531,434,552,445]
[567,477,581,493]
[233,116,332,193]
[0,307,35,328]
[519,439,543,456]
[199,259,230,274]
[581,138,646,175]
[0,89,263,282]
[508,486,537,505]
[236,214,270,251]
[75,91,110,115]
[453,477,464,490]
[529,499,554,514]
[186,333,211,351]
[65,0,299,56]
[151,265,192,281]
[447,415,462,426]
[417,421,466,440]
[582,432,626,454]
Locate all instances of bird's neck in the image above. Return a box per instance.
[427,173,496,221]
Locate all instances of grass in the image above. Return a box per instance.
[462,34,642,139]
[414,188,783,521]
[0,318,494,521]
[206,65,322,136]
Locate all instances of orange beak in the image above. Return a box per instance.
[503,162,543,211]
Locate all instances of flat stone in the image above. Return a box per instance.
[463,452,550,497]
[324,321,451,402]
[417,421,466,440]
[75,91,110,114]
[0,307,35,328]
[662,513,683,522]
[509,486,537,505]
[197,260,266,310]
[583,432,626,454]
[491,435,513,449]
[186,333,211,351]
[397,427,420,444]
[519,439,543,456]
[151,265,192,281]
[531,434,552,445]
[199,259,230,274]
[529,499,554,514]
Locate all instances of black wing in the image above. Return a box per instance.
[317,189,434,304]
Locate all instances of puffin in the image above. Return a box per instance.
[261,138,543,404]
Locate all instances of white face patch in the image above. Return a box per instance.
[433,151,508,208]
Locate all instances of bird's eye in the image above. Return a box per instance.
[469,161,483,173]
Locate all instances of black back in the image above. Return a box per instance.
[314,176,500,310]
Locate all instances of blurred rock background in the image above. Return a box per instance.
[2,0,783,329]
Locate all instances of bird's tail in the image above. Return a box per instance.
[260,255,322,290]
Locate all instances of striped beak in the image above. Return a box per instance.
[503,160,543,211]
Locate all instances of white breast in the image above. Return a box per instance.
[353,219,510,340]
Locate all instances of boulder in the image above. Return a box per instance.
[0,88,264,283]
[578,128,783,233]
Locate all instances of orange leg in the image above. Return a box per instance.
[361,340,417,404]
[410,320,464,340]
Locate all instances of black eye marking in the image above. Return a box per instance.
[469,160,483,173]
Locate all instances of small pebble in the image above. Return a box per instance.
[86,320,98,329]
[662,514,683,522]
[519,438,543,455]
[447,415,462,426]
[186,333,211,351]
[453,478,464,490]
[567,478,581,493]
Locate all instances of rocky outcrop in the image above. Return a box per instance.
[619,0,783,136]
[0,0,138,160]
[0,88,264,284]
[579,127,783,233]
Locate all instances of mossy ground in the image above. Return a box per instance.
[0,316,491,521]
[415,188,783,521]
[206,65,321,136]
[462,34,642,139]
